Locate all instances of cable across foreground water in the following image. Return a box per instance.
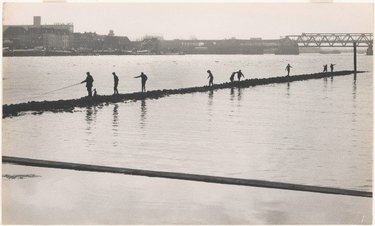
[3,70,363,118]
[2,156,371,198]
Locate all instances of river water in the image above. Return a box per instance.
[3,54,372,104]
[2,54,373,224]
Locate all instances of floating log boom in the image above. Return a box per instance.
[2,156,371,197]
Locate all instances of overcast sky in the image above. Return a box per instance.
[3,2,374,40]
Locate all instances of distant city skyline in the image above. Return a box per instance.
[3,2,374,40]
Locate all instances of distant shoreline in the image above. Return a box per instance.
[2,51,298,57]
[4,50,369,57]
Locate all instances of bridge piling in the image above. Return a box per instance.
[354,42,357,72]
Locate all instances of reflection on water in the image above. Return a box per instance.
[113,104,119,129]
[85,106,97,133]
[237,87,243,108]
[208,90,214,106]
[323,77,328,91]
[85,106,98,149]
[140,100,147,129]
[228,87,243,106]
[352,75,357,124]
[112,104,119,147]
[286,82,290,98]
[208,90,214,121]
[353,75,357,100]
[230,87,235,102]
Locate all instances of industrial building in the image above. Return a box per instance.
[3,16,131,55]
[3,16,299,56]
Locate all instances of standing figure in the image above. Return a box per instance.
[330,64,335,72]
[81,72,94,97]
[237,70,245,81]
[112,72,119,95]
[207,70,214,86]
[285,64,292,76]
[323,64,328,73]
[134,72,148,92]
[230,72,236,82]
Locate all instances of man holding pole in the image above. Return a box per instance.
[81,72,94,97]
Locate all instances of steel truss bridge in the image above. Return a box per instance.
[286,33,373,72]
[286,33,373,48]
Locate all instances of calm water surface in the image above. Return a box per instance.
[2,54,373,224]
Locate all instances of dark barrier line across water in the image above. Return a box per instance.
[3,70,364,118]
[2,156,372,198]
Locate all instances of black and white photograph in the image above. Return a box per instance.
[1,1,373,224]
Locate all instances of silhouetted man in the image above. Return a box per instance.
[330,64,335,72]
[237,70,245,81]
[134,72,148,92]
[112,72,119,95]
[285,64,292,76]
[323,64,328,73]
[230,72,236,82]
[81,72,94,97]
[207,70,214,86]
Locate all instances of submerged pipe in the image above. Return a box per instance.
[3,70,364,118]
[2,156,372,198]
